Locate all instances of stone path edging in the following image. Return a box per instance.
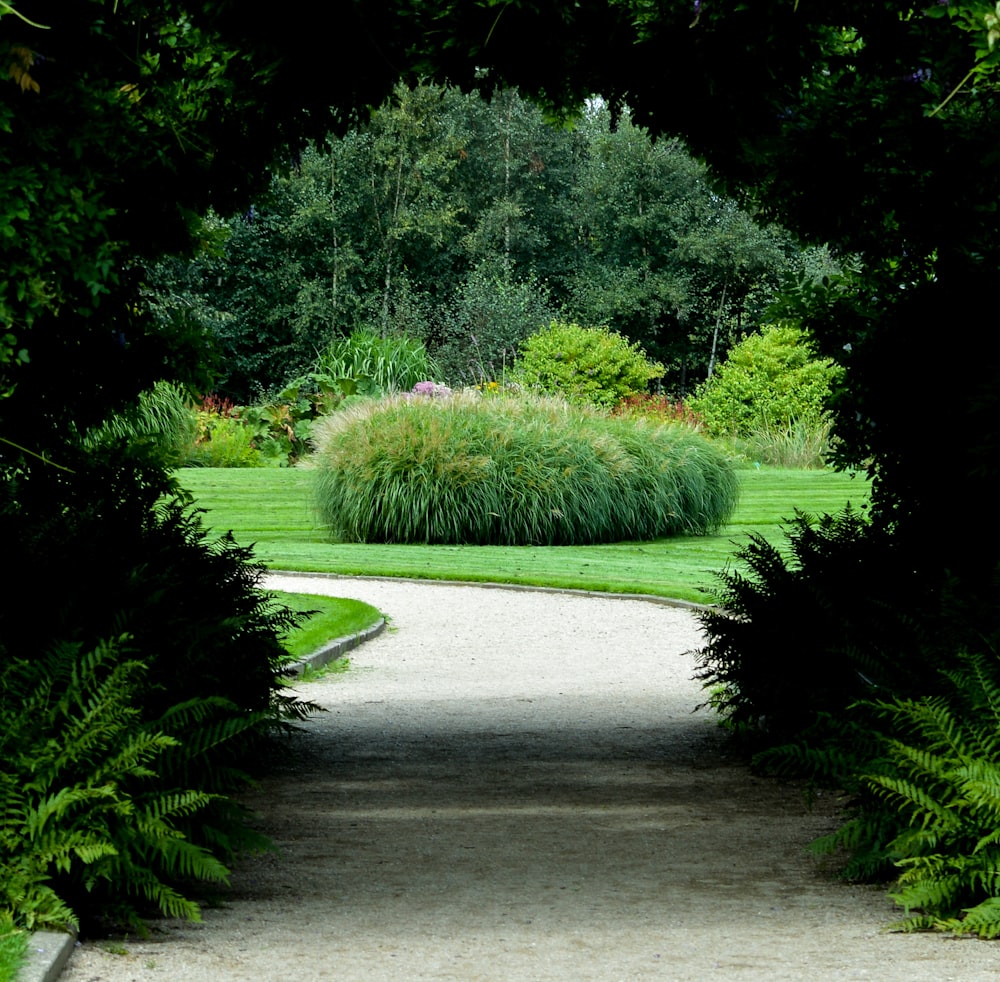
[18,930,76,982]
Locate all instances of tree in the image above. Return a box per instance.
[564,104,802,390]
[151,82,811,396]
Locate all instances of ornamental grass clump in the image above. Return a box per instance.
[312,392,737,545]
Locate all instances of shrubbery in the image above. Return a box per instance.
[175,331,441,468]
[0,638,229,932]
[0,448,313,931]
[612,393,703,428]
[697,508,1000,935]
[183,394,263,468]
[312,391,736,545]
[512,321,664,408]
[691,325,842,466]
[314,329,439,394]
[83,381,196,467]
[696,508,939,744]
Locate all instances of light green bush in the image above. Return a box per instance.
[182,412,262,468]
[312,391,736,545]
[691,325,842,442]
[512,321,664,409]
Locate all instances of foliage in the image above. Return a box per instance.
[766,641,1000,936]
[0,909,27,982]
[0,447,315,927]
[432,260,555,386]
[0,637,229,932]
[696,507,942,747]
[731,418,835,470]
[312,391,736,546]
[0,1,359,931]
[83,381,197,468]
[861,648,1000,937]
[612,394,703,428]
[2,451,315,730]
[181,395,262,468]
[2,1,344,440]
[691,325,842,441]
[217,374,375,468]
[313,329,439,395]
[149,86,813,401]
[383,0,1000,588]
[8,0,1000,938]
[513,321,664,408]
[563,108,812,385]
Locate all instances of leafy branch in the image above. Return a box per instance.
[0,2,49,29]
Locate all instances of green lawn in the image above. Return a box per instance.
[177,465,869,604]
[275,592,383,658]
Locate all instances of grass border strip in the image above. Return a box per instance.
[267,569,712,613]
[281,616,387,678]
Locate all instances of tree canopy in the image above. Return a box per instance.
[150,86,813,402]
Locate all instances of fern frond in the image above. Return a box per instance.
[973,828,1000,852]
[865,773,961,830]
[23,784,120,840]
[938,896,1000,938]
[888,912,939,933]
[138,789,218,826]
[892,857,964,915]
[148,835,230,884]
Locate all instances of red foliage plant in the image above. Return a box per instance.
[198,393,239,418]
[612,394,704,428]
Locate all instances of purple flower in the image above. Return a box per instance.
[411,381,453,398]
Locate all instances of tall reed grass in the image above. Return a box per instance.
[83,380,195,464]
[314,329,439,393]
[729,417,834,469]
[312,392,737,545]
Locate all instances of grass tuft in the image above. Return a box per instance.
[0,914,28,982]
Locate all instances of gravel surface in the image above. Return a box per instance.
[61,576,1000,981]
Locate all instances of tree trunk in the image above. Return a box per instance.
[706,279,728,380]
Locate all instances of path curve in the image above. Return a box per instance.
[62,576,999,981]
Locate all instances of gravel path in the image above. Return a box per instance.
[62,576,1000,981]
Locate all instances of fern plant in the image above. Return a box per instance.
[861,648,1000,936]
[1,440,317,930]
[0,636,230,931]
